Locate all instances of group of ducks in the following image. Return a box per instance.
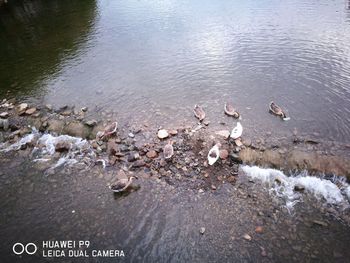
[109,101,289,193]
[197,101,289,166]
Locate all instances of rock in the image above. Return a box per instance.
[81,107,88,112]
[211,185,217,190]
[219,149,229,159]
[260,246,267,257]
[255,226,263,233]
[157,129,169,139]
[128,133,135,138]
[215,130,230,139]
[203,120,210,126]
[235,138,243,147]
[198,189,204,193]
[127,152,140,162]
[63,122,91,139]
[0,112,9,118]
[243,138,252,147]
[146,150,157,158]
[200,227,206,234]
[169,129,178,136]
[85,120,97,127]
[132,160,145,168]
[312,220,328,227]
[25,108,36,115]
[294,184,305,192]
[17,103,28,113]
[55,141,71,152]
[45,104,53,111]
[243,234,252,241]
[61,110,72,116]
[47,119,65,133]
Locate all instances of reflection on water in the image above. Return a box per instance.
[0,0,97,97]
[1,0,350,142]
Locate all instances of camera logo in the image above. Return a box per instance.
[12,243,37,255]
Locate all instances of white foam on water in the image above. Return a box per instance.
[1,130,95,173]
[0,129,39,152]
[241,165,350,211]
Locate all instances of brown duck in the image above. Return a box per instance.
[193,105,206,121]
[224,102,240,118]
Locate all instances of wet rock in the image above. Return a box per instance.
[157,129,169,139]
[146,150,157,158]
[312,220,328,227]
[127,152,140,162]
[169,129,178,136]
[215,130,230,139]
[17,103,28,114]
[45,104,53,111]
[260,246,267,257]
[243,138,252,147]
[63,121,91,138]
[219,149,229,159]
[0,112,9,118]
[255,226,263,233]
[47,119,65,133]
[243,234,252,241]
[132,160,145,168]
[25,108,36,115]
[235,138,243,147]
[294,184,305,192]
[55,141,71,152]
[85,120,97,127]
[200,227,206,234]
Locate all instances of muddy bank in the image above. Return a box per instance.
[1,98,350,184]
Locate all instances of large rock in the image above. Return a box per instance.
[157,129,169,139]
[215,130,230,139]
[63,121,91,138]
[47,119,65,133]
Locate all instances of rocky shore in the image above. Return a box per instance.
[1,98,350,192]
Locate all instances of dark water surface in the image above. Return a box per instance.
[1,0,350,141]
[1,155,350,263]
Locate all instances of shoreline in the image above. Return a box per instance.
[1,98,350,181]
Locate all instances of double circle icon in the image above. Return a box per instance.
[12,243,37,255]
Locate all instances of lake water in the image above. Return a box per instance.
[1,0,350,142]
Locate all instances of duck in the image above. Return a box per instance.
[269,102,290,121]
[230,122,243,139]
[208,143,221,165]
[193,105,206,121]
[98,121,118,139]
[163,140,174,159]
[224,102,240,118]
[110,174,138,193]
